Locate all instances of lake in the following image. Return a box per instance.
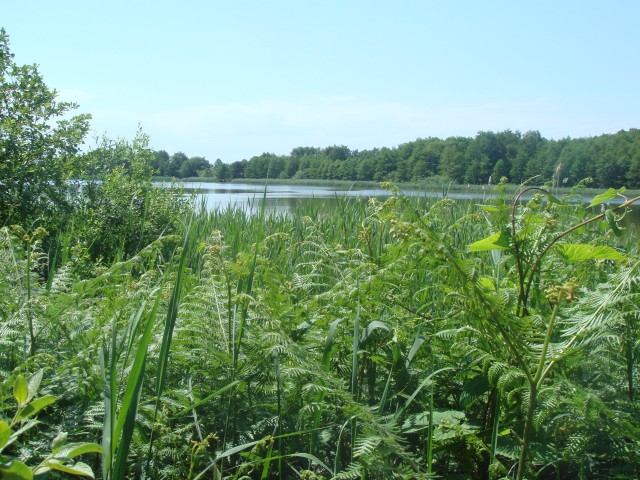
[176,181,505,215]
[162,182,639,235]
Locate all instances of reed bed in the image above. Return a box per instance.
[1,188,639,479]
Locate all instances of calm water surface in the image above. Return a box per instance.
[176,182,500,214]
[166,182,639,230]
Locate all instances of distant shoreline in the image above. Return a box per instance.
[153,176,640,199]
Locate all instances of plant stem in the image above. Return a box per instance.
[516,302,559,480]
[26,239,35,356]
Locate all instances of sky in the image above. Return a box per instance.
[3,1,640,163]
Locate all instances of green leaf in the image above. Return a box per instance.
[26,370,43,404]
[176,380,241,415]
[0,458,33,480]
[53,442,103,459]
[13,375,28,406]
[588,188,617,207]
[397,367,454,417]
[322,319,341,371]
[555,244,627,262]
[605,209,623,237]
[406,336,426,367]
[477,205,500,212]
[477,276,495,292]
[17,395,56,421]
[3,420,39,452]
[360,320,391,344]
[51,432,68,453]
[44,459,95,478]
[285,453,332,475]
[10,420,39,439]
[469,231,510,252]
[0,421,12,450]
[402,409,466,433]
[542,192,562,204]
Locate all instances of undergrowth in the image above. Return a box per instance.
[1,182,639,479]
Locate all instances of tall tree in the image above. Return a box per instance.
[439,137,470,183]
[152,150,171,176]
[0,28,91,227]
[179,155,211,178]
[168,152,189,177]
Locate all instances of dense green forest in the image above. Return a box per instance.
[3,27,640,480]
[156,129,640,189]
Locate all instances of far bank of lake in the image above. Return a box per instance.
[175,181,499,214]
[163,181,640,230]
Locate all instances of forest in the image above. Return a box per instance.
[154,129,640,189]
[2,27,640,480]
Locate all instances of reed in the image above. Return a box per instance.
[2,183,638,479]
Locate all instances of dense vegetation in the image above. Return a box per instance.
[2,27,640,480]
[155,129,640,189]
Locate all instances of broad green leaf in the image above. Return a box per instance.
[110,284,163,480]
[53,442,103,459]
[588,188,617,207]
[44,459,95,478]
[51,432,68,453]
[16,395,56,421]
[605,209,623,237]
[26,370,43,404]
[0,421,12,450]
[555,244,627,262]
[0,458,33,480]
[31,465,51,476]
[469,231,510,252]
[397,367,454,416]
[13,375,28,406]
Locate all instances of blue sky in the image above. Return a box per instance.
[4,1,640,162]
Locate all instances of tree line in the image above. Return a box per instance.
[158,129,640,188]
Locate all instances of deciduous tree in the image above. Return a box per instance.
[0,28,91,227]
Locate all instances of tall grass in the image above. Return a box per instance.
[2,187,639,479]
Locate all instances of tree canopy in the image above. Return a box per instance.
[160,129,640,189]
[0,28,91,228]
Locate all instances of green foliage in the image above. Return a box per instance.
[0,28,91,229]
[188,129,640,189]
[0,371,102,479]
[70,130,191,264]
[1,187,639,478]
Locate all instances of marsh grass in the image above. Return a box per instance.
[1,185,639,479]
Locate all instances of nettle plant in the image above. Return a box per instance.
[464,185,639,478]
[380,182,639,478]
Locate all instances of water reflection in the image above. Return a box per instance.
[173,181,501,213]
[162,182,639,230]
